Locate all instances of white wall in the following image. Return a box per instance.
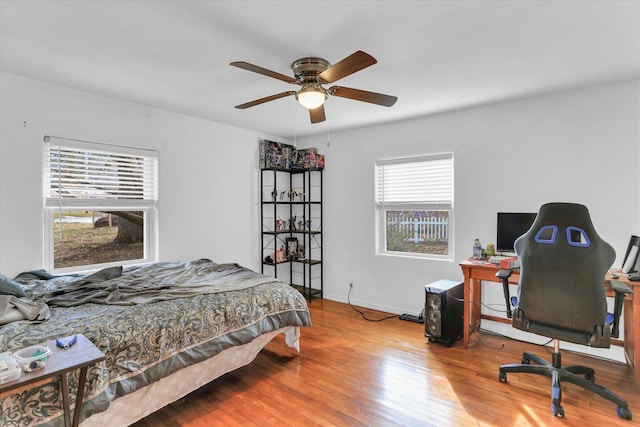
[0,71,288,276]
[301,79,639,318]
[1,72,638,361]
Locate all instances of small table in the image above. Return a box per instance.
[0,333,105,427]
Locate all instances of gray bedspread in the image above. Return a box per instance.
[0,260,311,427]
[46,260,281,306]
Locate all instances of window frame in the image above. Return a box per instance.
[375,153,454,260]
[43,136,159,273]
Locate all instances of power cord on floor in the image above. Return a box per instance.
[478,327,553,349]
[448,294,513,315]
[473,330,506,350]
[347,284,399,322]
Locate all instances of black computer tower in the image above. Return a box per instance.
[425,279,464,347]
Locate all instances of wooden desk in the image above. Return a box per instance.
[459,260,638,385]
[0,334,105,427]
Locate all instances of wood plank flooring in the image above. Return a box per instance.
[133,299,639,426]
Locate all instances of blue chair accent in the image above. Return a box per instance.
[534,225,558,244]
[605,313,615,325]
[566,225,591,247]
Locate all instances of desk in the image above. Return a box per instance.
[459,260,638,385]
[0,334,105,427]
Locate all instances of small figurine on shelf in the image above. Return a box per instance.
[305,219,311,230]
[271,188,277,202]
[280,191,287,201]
[298,245,305,260]
[265,246,285,264]
[275,219,282,231]
[297,219,305,230]
[298,192,305,202]
[288,215,297,231]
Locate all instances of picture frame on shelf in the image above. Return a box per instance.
[286,237,298,260]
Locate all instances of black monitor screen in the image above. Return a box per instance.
[496,212,537,253]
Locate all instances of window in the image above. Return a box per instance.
[43,136,158,272]
[376,153,453,259]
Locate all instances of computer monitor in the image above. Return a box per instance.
[496,212,537,254]
[622,235,640,274]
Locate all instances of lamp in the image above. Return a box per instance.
[296,83,327,109]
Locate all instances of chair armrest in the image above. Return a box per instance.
[610,280,633,295]
[496,269,512,279]
[496,269,513,318]
[609,280,633,338]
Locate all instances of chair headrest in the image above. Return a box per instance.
[515,203,612,264]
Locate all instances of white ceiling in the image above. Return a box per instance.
[1,1,639,140]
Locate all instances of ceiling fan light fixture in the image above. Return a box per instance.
[296,84,327,109]
[232,51,397,123]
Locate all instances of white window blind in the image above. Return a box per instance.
[376,153,453,209]
[44,137,158,208]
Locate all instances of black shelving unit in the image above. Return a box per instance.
[260,167,323,301]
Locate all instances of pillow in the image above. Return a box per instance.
[0,274,26,297]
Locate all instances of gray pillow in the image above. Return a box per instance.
[0,274,26,297]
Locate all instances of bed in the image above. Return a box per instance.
[0,259,311,426]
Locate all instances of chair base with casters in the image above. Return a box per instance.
[499,339,632,420]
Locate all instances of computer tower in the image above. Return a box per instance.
[425,279,464,347]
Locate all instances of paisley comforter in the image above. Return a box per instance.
[0,260,311,427]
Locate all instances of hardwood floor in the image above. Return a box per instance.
[133,299,639,426]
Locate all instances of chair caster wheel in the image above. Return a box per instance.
[617,406,632,420]
[498,372,507,383]
[551,404,564,418]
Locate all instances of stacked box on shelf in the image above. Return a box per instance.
[295,148,316,169]
[259,140,297,169]
[295,148,325,170]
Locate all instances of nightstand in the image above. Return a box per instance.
[0,333,105,427]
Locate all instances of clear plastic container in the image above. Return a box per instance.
[0,352,22,384]
[13,345,52,372]
[473,239,482,259]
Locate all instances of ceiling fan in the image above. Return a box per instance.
[230,51,398,124]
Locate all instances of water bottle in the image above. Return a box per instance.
[473,239,482,259]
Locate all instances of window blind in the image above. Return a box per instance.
[376,153,453,208]
[44,137,158,208]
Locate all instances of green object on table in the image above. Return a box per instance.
[33,349,47,361]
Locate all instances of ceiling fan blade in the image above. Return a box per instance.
[309,105,326,123]
[318,51,377,83]
[234,91,296,109]
[230,61,297,84]
[329,86,397,107]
